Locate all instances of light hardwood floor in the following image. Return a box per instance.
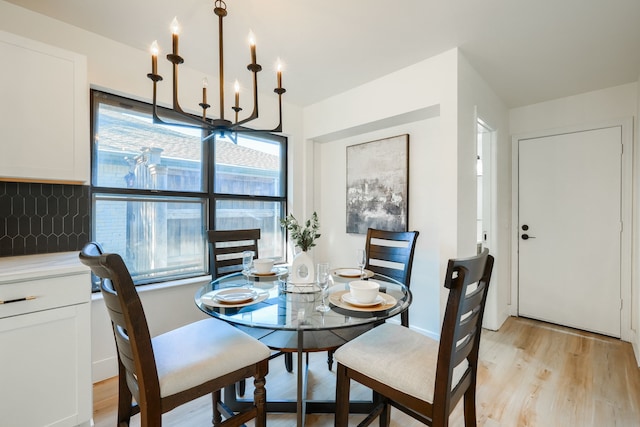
[92,317,640,426]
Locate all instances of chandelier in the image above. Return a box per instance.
[146,0,286,139]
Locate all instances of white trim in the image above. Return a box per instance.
[90,275,213,302]
[510,118,633,342]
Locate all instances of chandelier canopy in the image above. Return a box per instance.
[146,0,286,139]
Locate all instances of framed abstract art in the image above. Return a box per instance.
[346,134,409,234]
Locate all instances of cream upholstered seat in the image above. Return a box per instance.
[335,249,494,427]
[334,323,467,404]
[152,319,270,399]
[79,242,270,427]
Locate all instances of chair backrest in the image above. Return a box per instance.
[208,229,261,278]
[365,228,420,286]
[364,228,419,287]
[364,228,419,327]
[79,242,160,407]
[433,248,494,422]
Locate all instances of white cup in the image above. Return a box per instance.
[253,259,274,274]
[349,280,380,303]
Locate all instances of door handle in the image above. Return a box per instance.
[521,234,536,240]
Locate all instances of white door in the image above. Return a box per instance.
[518,126,622,337]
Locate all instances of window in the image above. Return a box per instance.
[90,90,287,288]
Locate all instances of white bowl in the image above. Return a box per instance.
[253,259,274,274]
[349,280,380,303]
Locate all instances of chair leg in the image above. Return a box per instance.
[254,361,268,427]
[463,386,477,427]
[373,391,391,427]
[116,369,133,426]
[335,363,351,427]
[212,389,222,427]
[236,379,246,396]
[285,352,293,372]
[379,403,391,427]
[327,350,334,371]
[401,311,409,328]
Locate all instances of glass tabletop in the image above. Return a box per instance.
[195,271,412,332]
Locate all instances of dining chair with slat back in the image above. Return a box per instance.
[334,249,494,427]
[208,228,295,390]
[208,229,261,278]
[79,242,270,427]
[325,228,419,371]
[364,228,419,327]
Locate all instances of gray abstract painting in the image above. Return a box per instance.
[346,134,409,234]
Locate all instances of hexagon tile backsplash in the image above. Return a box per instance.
[0,182,90,257]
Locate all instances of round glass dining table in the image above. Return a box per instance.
[194,270,412,427]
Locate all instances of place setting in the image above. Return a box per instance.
[330,248,374,281]
[328,280,397,313]
[200,287,270,308]
[241,252,288,283]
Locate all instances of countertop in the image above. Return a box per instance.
[0,251,88,283]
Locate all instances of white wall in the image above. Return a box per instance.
[510,82,639,362]
[0,0,304,382]
[305,49,510,336]
[312,118,443,337]
[636,76,640,364]
[303,49,509,337]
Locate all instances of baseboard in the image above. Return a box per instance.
[92,356,117,384]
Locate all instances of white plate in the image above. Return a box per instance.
[214,288,258,304]
[335,268,362,277]
[331,268,374,280]
[341,293,384,307]
[245,266,288,280]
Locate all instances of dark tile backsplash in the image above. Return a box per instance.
[0,182,90,257]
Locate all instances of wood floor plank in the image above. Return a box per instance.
[92,317,640,426]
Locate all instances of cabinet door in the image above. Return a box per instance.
[0,31,89,183]
[0,304,92,427]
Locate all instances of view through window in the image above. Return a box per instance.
[90,91,287,288]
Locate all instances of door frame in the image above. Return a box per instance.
[510,118,633,342]
[474,111,501,331]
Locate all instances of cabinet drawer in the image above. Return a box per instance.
[0,272,90,319]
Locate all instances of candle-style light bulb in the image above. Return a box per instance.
[276,59,283,90]
[202,77,208,104]
[234,79,240,108]
[248,30,257,65]
[171,17,180,35]
[171,17,180,55]
[150,40,159,74]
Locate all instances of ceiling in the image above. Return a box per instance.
[6,0,640,109]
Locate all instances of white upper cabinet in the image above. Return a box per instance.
[0,31,89,184]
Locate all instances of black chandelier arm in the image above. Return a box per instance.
[229,93,284,133]
[149,81,218,129]
[148,72,284,135]
[234,64,260,127]
[167,54,188,116]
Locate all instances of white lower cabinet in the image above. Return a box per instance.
[0,253,91,427]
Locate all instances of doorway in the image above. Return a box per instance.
[512,121,632,339]
[477,119,493,255]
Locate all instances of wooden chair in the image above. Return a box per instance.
[364,228,419,327]
[325,228,419,371]
[208,229,261,278]
[208,229,295,388]
[334,249,494,427]
[79,242,270,427]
